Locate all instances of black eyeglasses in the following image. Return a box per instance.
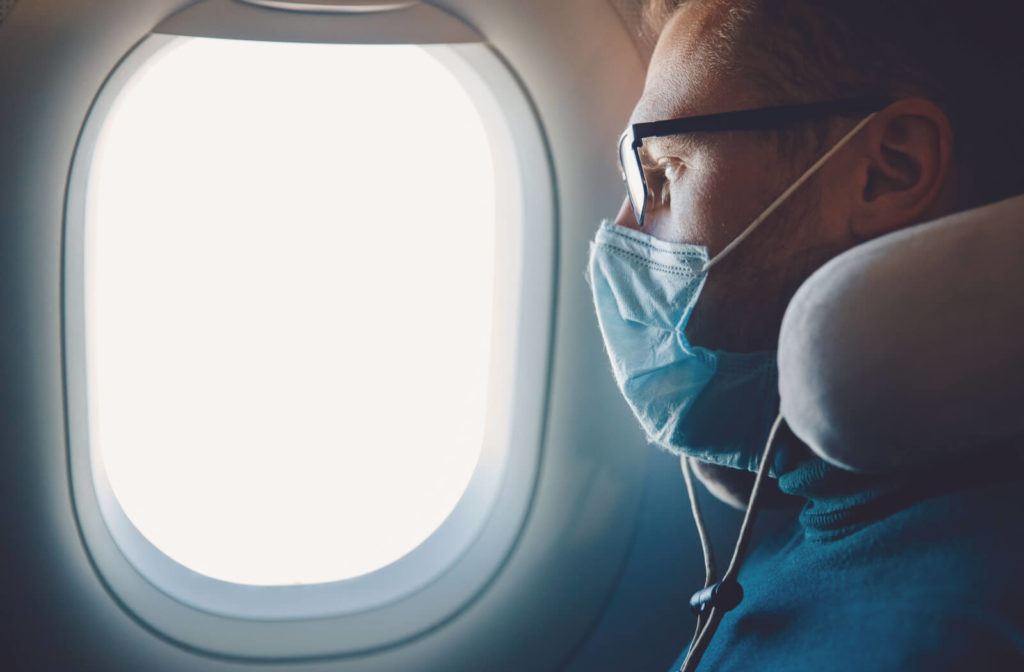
[618,96,892,228]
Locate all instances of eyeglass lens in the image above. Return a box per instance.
[619,133,646,228]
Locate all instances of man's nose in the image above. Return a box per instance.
[613,198,641,230]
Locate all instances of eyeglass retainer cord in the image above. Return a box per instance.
[677,412,786,672]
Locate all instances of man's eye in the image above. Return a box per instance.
[643,168,667,205]
[658,158,684,182]
[645,158,683,205]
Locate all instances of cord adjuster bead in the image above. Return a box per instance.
[689,579,743,616]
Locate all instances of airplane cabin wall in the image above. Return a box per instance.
[0,1,745,669]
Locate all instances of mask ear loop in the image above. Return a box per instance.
[678,412,787,672]
[701,112,879,274]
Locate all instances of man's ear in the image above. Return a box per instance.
[849,98,954,239]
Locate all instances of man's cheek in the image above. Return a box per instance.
[687,255,784,353]
[683,272,735,349]
[662,180,719,247]
[688,176,759,255]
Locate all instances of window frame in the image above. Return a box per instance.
[64,18,555,662]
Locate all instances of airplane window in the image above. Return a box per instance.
[85,37,495,586]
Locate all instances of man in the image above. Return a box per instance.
[589,0,1024,669]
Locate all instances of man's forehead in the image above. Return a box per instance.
[630,4,758,126]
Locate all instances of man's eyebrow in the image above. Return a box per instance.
[642,134,703,159]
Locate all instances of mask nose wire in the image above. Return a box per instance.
[700,112,879,274]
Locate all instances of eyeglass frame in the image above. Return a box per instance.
[618,96,893,229]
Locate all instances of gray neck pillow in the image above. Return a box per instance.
[778,193,1024,472]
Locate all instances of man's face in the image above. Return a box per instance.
[614,4,857,352]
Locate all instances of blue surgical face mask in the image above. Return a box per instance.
[588,222,779,472]
[588,114,876,473]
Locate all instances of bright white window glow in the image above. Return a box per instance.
[85,38,495,586]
